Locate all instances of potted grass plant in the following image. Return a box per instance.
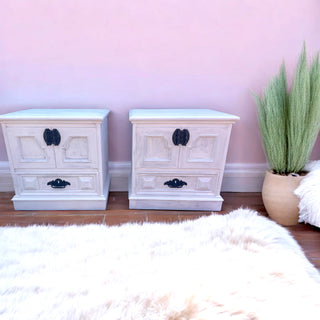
[254,44,320,226]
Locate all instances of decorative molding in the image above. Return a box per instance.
[0,161,267,193]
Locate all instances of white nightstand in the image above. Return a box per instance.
[0,109,110,210]
[129,109,239,211]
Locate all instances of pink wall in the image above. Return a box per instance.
[1,0,320,163]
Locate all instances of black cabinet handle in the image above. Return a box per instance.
[52,129,61,146]
[164,178,187,188]
[47,178,71,189]
[43,129,61,146]
[172,129,190,146]
[43,129,53,146]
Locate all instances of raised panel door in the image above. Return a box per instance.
[179,125,230,169]
[54,127,99,169]
[134,126,179,168]
[5,127,56,169]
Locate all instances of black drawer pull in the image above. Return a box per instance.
[43,128,61,146]
[47,178,71,189]
[172,129,190,146]
[164,178,187,188]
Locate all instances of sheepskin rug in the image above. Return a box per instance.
[295,160,320,227]
[1,209,320,320]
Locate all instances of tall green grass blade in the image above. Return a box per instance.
[306,53,320,157]
[287,43,310,173]
[254,43,320,175]
[255,63,288,174]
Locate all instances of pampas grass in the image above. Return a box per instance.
[255,44,320,175]
[255,63,288,174]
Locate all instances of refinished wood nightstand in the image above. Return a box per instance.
[0,109,110,210]
[129,109,239,211]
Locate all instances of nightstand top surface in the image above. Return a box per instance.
[0,109,110,121]
[129,109,239,121]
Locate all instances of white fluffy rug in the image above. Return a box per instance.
[295,161,320,227]
[1,209,320,320]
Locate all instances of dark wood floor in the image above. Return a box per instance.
[1,191,319,271]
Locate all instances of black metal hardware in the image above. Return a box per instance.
[164,178,187,188]
[47,178,71,189]
[43,129,53,146]
[52,129,61,146]
[172,129,190,146]
[43,129,61,146]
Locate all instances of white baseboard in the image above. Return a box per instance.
[0,161,267,193]
[222,163,267,192]
[0,161,14,192]
[108,161,131,191]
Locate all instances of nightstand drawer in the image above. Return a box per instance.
[16,173,99,195]
[135,172,220,195]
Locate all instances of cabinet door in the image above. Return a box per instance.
[5,127,56,169]
[179,125,231,169]
[134,126,179,168]
[54,127,99,169]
